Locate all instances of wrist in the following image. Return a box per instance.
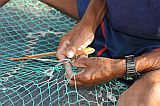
[80,0,107,33]
[80,17,97,33]
[135,56,158,73]
[113,59,126,78]
[135,55,155,73]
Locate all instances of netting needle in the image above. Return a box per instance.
[9,47,95,61]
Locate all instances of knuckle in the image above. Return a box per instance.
[84,74,92,83]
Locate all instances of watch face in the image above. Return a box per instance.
[125,74,140,80]
[125,77,134,80]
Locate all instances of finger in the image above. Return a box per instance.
[68,69,96,86]
[66,71,86,86]
[80,36,94,49]
[65,63,85,85]
[72,58,88,67]
[66,35,87,58]
[78,54,89,59]
[57,40,70,60]
[68,78,94,86]
[65,61,86,80]
[65,63,74,76]
[66,46,76,58]
[70,69,86,81]
[68,79,85,86]
[66,33,94,58]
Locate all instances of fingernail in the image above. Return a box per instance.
[67,50,74,58]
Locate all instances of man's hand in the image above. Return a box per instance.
[56,0,107,60]
[66,49,160,86]
[56,0,109,86]
[57,21,94,60]
[67,57,125,86]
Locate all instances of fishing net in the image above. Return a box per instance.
[0,0,129,106]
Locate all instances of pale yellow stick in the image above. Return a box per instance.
[9,52,57,61]
[9,47,95,61]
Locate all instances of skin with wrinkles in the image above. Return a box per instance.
[68,50,160,86]
[136,50,160,73]
[56,22,95,60]
[67,57,124,86]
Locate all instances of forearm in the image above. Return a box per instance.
[81,0,107,32]
[0,0,10,7]
[116,49,160,77]
[39,0,79,19]
[136,49,160,73]
[41,0,107,31]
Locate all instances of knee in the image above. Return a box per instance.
[146,82,160,105]
[146,70,160,94]
[117,82,160,106]
[117,70,160,106]
[136,71,160,105]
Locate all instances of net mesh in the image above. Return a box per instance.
[0,0,129,106]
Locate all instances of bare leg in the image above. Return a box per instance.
[41,0,80,20]
[117,70,160,106]
[0,0,10,7]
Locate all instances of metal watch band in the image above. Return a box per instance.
[125,55,140,80]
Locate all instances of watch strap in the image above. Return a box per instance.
[125,55,140,80]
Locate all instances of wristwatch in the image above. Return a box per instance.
[124,55,140,80]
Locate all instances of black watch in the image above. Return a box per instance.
[124,55,140,80]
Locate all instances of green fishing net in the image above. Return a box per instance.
[0,0,129,106]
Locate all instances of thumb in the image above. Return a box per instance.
[66,38,82,58]
[66,46,77,58]
[66,32,94,58]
